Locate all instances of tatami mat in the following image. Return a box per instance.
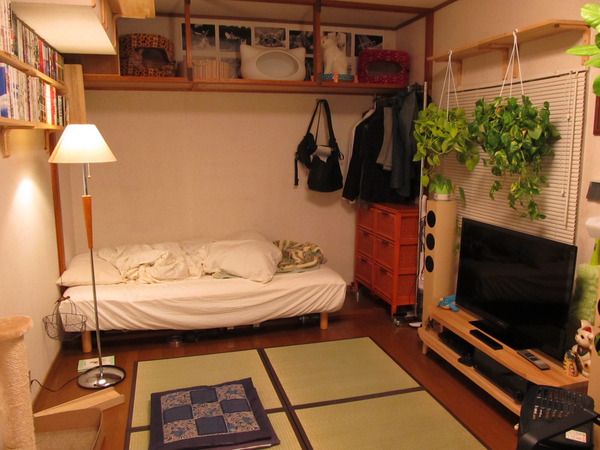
[131,349,281,428]
[296,391,485,450]
[265,337,419,405]
[129,338,481,449]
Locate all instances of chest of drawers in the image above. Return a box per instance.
[354,203,419,315]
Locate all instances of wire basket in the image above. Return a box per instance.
[43,296,87,342]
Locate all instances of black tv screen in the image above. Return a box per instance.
[455,218,578,361]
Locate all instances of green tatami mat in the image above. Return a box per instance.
[128,412,301,450]
[265,337,419,405]
[296,391,485,450]
[131,349,281,428]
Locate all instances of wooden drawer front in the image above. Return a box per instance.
[357,205,375,229]
[398,244,418,272]
[374,209,397,240]
[395,274,417,304]
[400,215,419,241]
[356,229,374,256]
[373,264,393,300]
[355,255,373,286]
[374,237,395,268]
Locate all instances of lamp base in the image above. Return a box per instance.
[77,365,126,389]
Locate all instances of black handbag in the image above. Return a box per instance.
[294,99,344,192]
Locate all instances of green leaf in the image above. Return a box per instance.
[421,174,430,187]
[594,76,600,96]
[585,53,600,68]
[582,3,600,29]
[529,125,542,140]
[566,44,600,56]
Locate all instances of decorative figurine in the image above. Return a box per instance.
[321,33,348,75]
[568,319,594,377]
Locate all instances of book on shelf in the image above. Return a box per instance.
[0,63,7,118]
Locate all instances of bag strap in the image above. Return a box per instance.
[320,100,343,160]
[305,100,323,135]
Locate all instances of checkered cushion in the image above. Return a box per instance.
[150,378,278,449]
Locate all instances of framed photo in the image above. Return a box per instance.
[182,23,216,51]
[289,30,314,55]
[254,27,286,48]
[219,25,251,52]
[354,34,383,56]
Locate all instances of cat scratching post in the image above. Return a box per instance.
[0,316,35,450]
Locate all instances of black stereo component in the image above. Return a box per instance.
[472,348,531,403]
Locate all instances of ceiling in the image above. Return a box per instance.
[155,0,454,30]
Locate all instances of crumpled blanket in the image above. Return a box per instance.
[93,238,324,284]
[274,240,325,273]
[97,240,210,283]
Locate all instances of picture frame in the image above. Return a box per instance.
[182,23,216,51]
[354,34,383,56]
[219,25,252,52]
[254,27,286,48]
[289,30,313,55]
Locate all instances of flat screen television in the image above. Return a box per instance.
[455,218,578,362]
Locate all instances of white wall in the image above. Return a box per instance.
[396,18,425,86]
[0,130,62,428]
[61,91,373,282]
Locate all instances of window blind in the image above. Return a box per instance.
[439,69,587,244]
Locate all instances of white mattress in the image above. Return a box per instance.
[61,266,346,331]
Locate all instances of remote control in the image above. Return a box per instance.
[517,349,550,370]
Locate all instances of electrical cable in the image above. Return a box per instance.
[30,372,80,393]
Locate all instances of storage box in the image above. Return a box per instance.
[34,408,104,450]
[357,49,409,85]
[119,33,176,77]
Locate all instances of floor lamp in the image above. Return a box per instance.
[49,124,126,389]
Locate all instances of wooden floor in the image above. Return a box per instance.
[34,293,518,450]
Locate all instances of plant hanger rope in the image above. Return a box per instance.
[439,50,460,116]
[499,30,525,98]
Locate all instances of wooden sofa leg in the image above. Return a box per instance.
[82,330,92,353]
[320,312,329,330]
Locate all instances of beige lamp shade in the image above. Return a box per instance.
[49,124,116,164]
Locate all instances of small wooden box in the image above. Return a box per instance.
[119,33,176,77]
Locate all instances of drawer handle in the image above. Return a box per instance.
[379,267,388,275]
[381,240,390,247]
[360,257,368,263]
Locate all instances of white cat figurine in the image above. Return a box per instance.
[321,33,348,75]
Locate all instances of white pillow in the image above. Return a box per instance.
[204,240,282,283]
[58,253,124,287]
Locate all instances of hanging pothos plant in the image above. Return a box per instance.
[566,3,600,95]
[413,103,479,200]
[469,95,560,220]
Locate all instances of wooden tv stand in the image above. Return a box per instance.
[417,307,588,415]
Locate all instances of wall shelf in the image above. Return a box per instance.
[429,20,588,63]
[0,50,66,92]
[428,20,589,84]
[83,74,408,95]
[0,122,63,158]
